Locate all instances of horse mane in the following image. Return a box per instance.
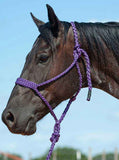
[74,21,119,66]
[62,21,119,66]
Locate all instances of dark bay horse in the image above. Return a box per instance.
[2,5,119,135]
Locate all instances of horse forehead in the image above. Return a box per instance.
[32,36,40,48]
[32,36,45,48]
[31,36,50,54]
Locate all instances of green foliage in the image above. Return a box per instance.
[106,153,116,160]
[54,147,77,160]
[32,147,87,160]
[93,152,119,160]
[0,155,3,160]
[1,148,118,160]
[32,147,119,160]
[0,155,12,160]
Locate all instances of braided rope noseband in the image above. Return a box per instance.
[15,22,92,160]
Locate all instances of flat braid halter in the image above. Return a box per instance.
[15,22,92,160]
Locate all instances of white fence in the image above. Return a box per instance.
[51,147,119,160]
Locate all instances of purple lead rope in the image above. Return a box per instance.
[15,22,92,160]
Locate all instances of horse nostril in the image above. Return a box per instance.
[6,112,14,122]
[5,112,15,127]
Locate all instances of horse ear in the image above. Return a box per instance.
[46,4,61,37]
[30,12,45,29]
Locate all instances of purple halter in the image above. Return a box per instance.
[16,22,92,160]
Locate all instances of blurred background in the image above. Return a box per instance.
[0,0,119,160]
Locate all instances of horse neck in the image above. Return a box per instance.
[67,25,119,99]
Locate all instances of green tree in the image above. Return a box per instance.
[32,147,87,160]
[93,153,119,160]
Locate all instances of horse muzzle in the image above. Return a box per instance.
[2,107,37,135]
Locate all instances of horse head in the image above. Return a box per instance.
[2,5,80,135]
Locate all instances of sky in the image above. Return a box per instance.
[0,0,119,159]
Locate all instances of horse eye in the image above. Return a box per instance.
[38,54,49,63]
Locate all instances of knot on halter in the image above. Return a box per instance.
[74,44,81,50]
[50,121,60,143]
[73,44,82,60]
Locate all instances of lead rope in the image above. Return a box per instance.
[15,22,92,160]
[46,22,92,160]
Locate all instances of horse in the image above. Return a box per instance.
[2,4,119,136]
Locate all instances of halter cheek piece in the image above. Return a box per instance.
[16,22,92,160]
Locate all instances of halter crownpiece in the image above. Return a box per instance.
[16,22,92,160]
